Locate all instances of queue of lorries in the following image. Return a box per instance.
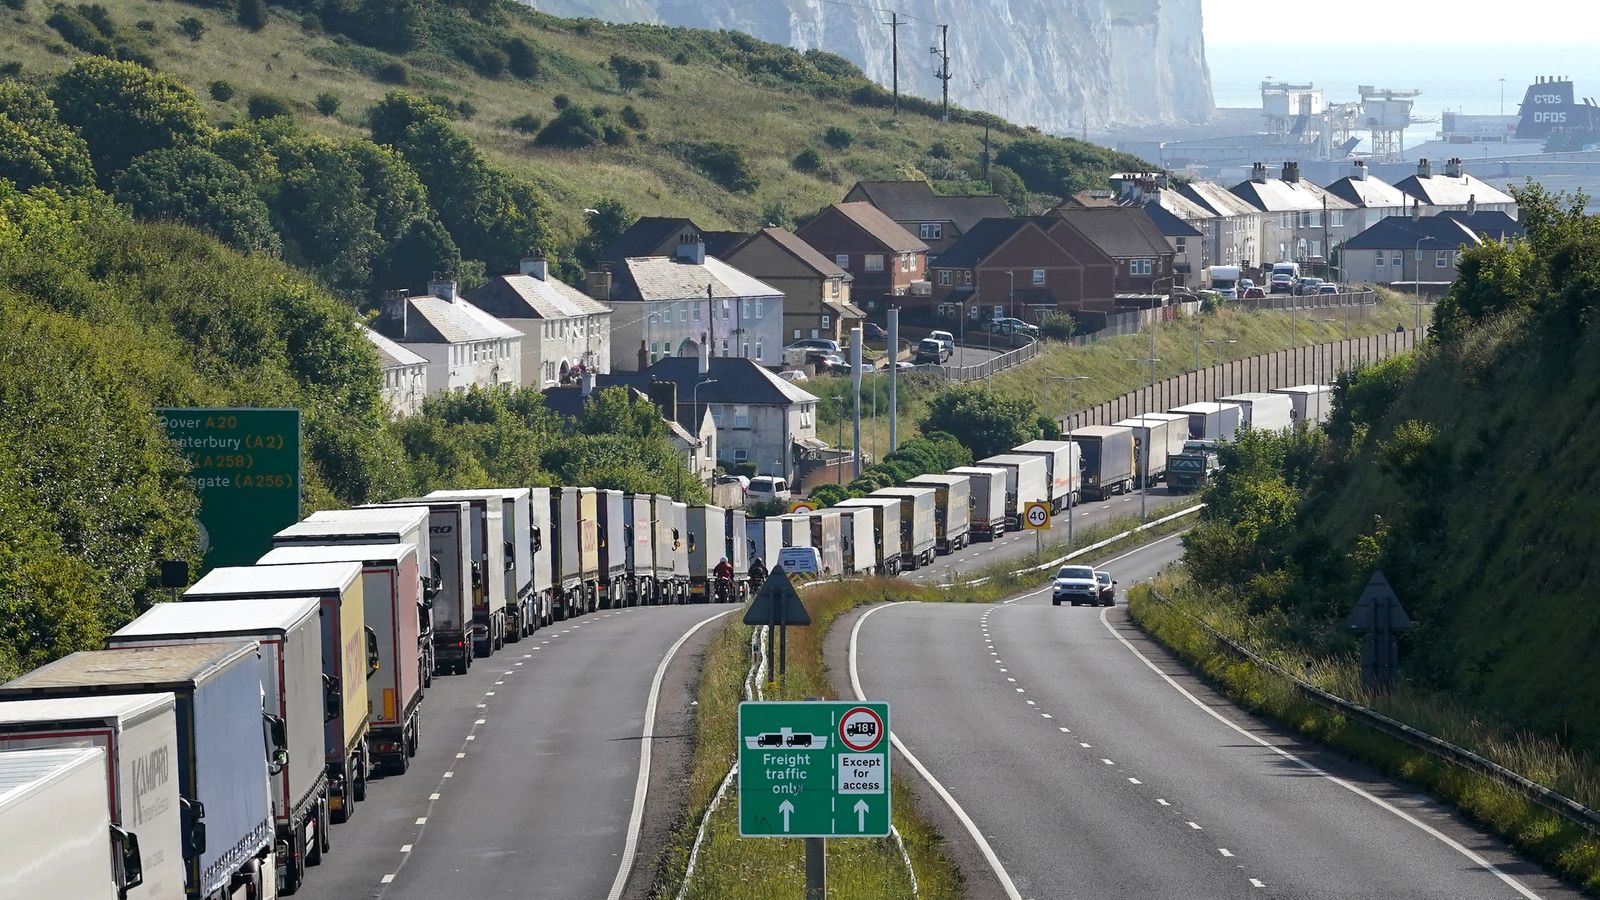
[0,383,1334,899]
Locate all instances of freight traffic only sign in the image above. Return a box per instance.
[738,700,890,838]
[158,407,301,573]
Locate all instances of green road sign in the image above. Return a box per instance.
[157,408,301,574]
[738,700,890,838]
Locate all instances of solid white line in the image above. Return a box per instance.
[1011,531,1189,602]
[606,607,738,900]
[1129,778,1142,785]
[1099,606,1544,900]
[851,603,1023,900]
[1188,821,1202,830]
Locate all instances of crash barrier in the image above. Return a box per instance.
[940,504,1204,589]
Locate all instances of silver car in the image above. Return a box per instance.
[1052,565,1100,607]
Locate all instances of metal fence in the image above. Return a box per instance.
[937,339,1040,382]
[1233,288,1376,312]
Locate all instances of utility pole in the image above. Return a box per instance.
[980,122,991,181]
[885,12,903,115]
[931,24,951,123]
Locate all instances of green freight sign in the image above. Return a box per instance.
[158,408,301,573]
[738,700,890,838]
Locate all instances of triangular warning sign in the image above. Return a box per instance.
[1344,570,1411,632]
[743,568,811,626]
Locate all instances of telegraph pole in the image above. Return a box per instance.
[885,12,902,115]
[931,24,951,123]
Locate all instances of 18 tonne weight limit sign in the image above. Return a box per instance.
[738,701,890,838]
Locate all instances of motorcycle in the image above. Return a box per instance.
[713,576,734,603]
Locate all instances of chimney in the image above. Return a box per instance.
[1466,194,1477,216]
[1417,158,1432,179]
[1351,160,1367,181]
[1444,157,1463,178]
[584,266,614,301]
[428,276,457,300]
[1412,199,1421,221]
[1251,162,1268,184]
[378,289,409,339]
[645,379,679,421]
[1282,161,1300,183]
[579,367,596,396]
[698,333,710,374]
[519,251,549,281]
[677,233,706,266]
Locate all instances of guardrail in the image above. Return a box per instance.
[940,504,1204,589]
[938,339,1039,382]
[1233,288,1376,312]
[1140,587,1600,838]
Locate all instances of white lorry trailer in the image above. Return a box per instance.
[1114,413,1190,487]
[428,489,534,642]
[838,506,878,576]
[1169,402,1243,442]
[0,747,147,900]
[726,510,751,600]
[1066,426,1137,500]
[1220,392,1296,433]
[671,501,691,601]
[947,466,1008,541]
[358,499,474,677]
[596,489,630,609]
[834,498,904,576]
[807,509,845,577]
[422,492,506,655]
[623,493,658,605]
[687,505,729,602]
[1269,384,1334,426]
[905,473,972,554]
[651,494,685,604]
[1012,440,1083,512]
[746,517,784,571]
[526,487,555,627]
[978,453,1050,529]
[870,487,938,570]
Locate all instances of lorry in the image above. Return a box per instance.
[0,695,185,899]
[650,494,684,605]
[686,505,729,602]
[551,487,601,619]
[255,545,423,779]
[596,489,629,610]
[1270,384,1334,426]
[978,453,1050,529]
[358,499,473,677]
[1066,425,1137,501]
[834,498,903,576]
[422,492,505,655]
[623,493,658,605]
[807,509,845,577]
[837,506,878,576]
[525,487,555,628]
[746,517,784,572]
[870,487,938,570]
[777,513,813,551]
[947,466,1008,541]
[1206,264,1242,298]
[1,644,277,900]
[905,473,972,554]
[1167,439,1223,493]
[108,600,326,893]
[184,562,372,825]
[1114,413,1190,487]
[428,489,535,642]
[671,501,691,599]
[1220,392,1295,433]
[726,509,751,601]
[1013,440,1083,512]
[1169,402,1243,442]
[0,747,148,900]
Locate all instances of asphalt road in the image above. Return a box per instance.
[849,535,1582,899]
[296,604,733,900]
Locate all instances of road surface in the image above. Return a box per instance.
[847,535,1581,899]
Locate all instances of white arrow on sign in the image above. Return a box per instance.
[779,799,794,832]
[854,799,869,831]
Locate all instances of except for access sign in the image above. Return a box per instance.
[1023,501,1052,530]
[738,700,890,838]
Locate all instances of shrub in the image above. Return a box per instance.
[0,62,20,77]
[245,93,292,121]
[791,146,823,173]
[2,0,26,10]
[461,45,507,78]
[377,62,408,85]
[314,92,340,116]
[177,16,205,41]
[1039,311,1074,340]
[551,93,569,110]
[208,80,234,102]
[504,37,545,80]
[535,105,603,149]
[619,104,645,130]
[455,99,476,120]
[685,141,758,193]
[507,113,542,134]
[602,124,629,146]
[822,125,853,150]
[608,54,650,92]
[237,0,267,32]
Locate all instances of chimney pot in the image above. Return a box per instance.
[379,289,409,338]
[1251,162,1268,184]
[1444,157,1463,178]
[677,234,707,266]
[1466,194,1477,216]
[1282,161,1300,183]
[1417,158,1433,179]
[428,277,457,300]
[1352,160,1367,181]
[519,252,549,280]
[698,334,710,374]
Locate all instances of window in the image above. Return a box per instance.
[733,449,749,461]
[1374,250,1386,266]
[938,270,953,286]
[1175,237,1187,250]
[865,254,885,272]
[1130,259,1154,276]
[1392,254,1402,268]
[733,405,750,428]
[835,254,850,269]
[711,405,724,427]
[829,279,840,298]
[755,340,763,359]
[900,254,910,272]
[961,270,973,285]
[693,304,701,321]
[793,329,802,340]
[1435,250,1450,268]
[919,222,943,241]
[1032,268,1046,286]
[821,314,831,328]
[722,298,731,319]
[1331,210,1345,228]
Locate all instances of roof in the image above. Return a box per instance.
[1053,207,1174,259]
[0,748,103,797]
[1340,214,1483,251]
[845,181,1011,232]
[258,543,412,566]
[0,693,174,727]
[1177,181,1261,218]
[730,227,850,279]
[1323,174,1409,209]
[1394,170,1516,208]
[599,356,820,407]
[598,216,699,263]
[931,217,1033,269]
[1142,202,1203,238]
[1229,177,1355,213]
[405,295,522,344]
[361,324,426,368]
[0,644,256,693]
[1152,189,1218,223]
[186,562,362,598]
[113,597,321,638]
[615,255,781,302]
[468,273,609,322]
[541,385,697,439]
[702,231,747,258]
[819,202,929,253]
[1437,210,1525,242]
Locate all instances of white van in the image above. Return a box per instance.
[749,475,791,503]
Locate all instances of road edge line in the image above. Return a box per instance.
[850,603,1024,900]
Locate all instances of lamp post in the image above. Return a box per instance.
[1052,375,1090,543]
[832,396,846,484]
[1126,348,1159,521]
[1412,236,1431,330]
[684,378,717,498]
[1198,338,1237,399]
[1007,270,1016,321]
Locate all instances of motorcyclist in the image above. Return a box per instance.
[713,557,735,602]
[748,556,768,581]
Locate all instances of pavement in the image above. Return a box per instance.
[842,535,1583,900]
[295,603,736,900]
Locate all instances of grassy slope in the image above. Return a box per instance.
[0,0,1081,243]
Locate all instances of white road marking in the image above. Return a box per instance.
[415,817,427,825]
[1219,848,1234,858]
[1080,742,1092,748]
[485,691,495,696]
[429,793,440,800]
[1007,677,1016,682]
[456,752,466,759]
[465,735,475,741]
[1157,799,1170,806]
[1058,727,1071,733]
[1128,777,1142,785]
[400,844,412,852]
[1041,713,1053,719]
[1098,605,1545,900]
[1026,700,1036,706]
[475,719,486,725]
[1250,878,1266,888]
[1188,822,1203,830]
[1015,688,1025,693]
[382,874,396,884]
[442,772,453,778]
[1101,758,1115,766]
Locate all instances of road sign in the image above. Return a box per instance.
[789,500,817,515]
[1023,501,1051,530]
[743,569,812,627]
[1344,570,1412,690]
[739,700,890,838]
[778,547,821,575]
[158,408,301,574]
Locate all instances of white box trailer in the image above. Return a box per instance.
[671,502,691,593]
[948,466,1008,541]
[0,695,184,900]
[526,488,555,627]
[871,487,938,570]
[0,747,137,900]
[687,505,729,602]
[1012,440,1083,512]
[1114,413,1189,487]
[905,473,972,554]
[359,499,474,677]
[807,510,845,577]
[1220,392,1295,433]
[746,517,784,571]
[550,487,602,619]
[1066,425,1136,501]
[256,545,423,780]
[651,494,685,605]
[423,492,506,655]
[427,489,535,642]
[109,599,326,893]
[1,644,276,900]
[838,507,878,576]
[726,510,751,599]
[978,454,1049,529]
[1270,384,1333,426]
[1169,402,1243,442]
[834,498,903,575]
[623,493,658,605]
[596,490,630,609]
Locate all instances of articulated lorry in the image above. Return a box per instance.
[1220,392,1295,433]
[746,517,784,572]
[526,488,555,628]
[1114,413,1189,487]
[0,694,185,899]
[1066,426,1136,501]
[428,489,535,642]
[807,509,845,577]
[551,487,601,619]
[905,473,972,554]
[422,492,506,656]
[687,504,729,602]
[1270,384,1333,426]
[978,453,1049,529]
[596,490,630,609]
[0,747,149,900]
[947,466,1007,541]
[871,487,938,570]
[671,501,691,598]
[837,506,878,576]
[1,643,277,900]
[652,494,686,604]
[623,493,659,605]
[109,599,327,894]
[1169,402,1243,442]
[834,498,903,576]
[360,499,473,677]
[726,509,751,600]
[1013,440,1083,512]
[184,563,372,825]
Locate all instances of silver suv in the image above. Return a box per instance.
[1051,565,1100,607]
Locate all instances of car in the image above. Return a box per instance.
[716,474,750,491]
[1269,273,1295,294]
[913,338,945,365]
[1242,286,1267,299]
[777,369,810,383]
[1051,565,1101,607]
[786,338,842,355]
[928,330,956,358]
[860,322,887,342]
[1238,278,1255,291]
[1094,570,1117,606]
[748,476,791,503]
[991,317,1039,337]
[1293,277,1324,296]
[1316,282,1340,295]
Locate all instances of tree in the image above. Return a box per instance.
[0,82,96,193]
[608,55,649,93]
[791,147,823,173]
[315,92,341,117]
[114,147,280,254]
[504,37,545,80]
[576,197,634,268]
[918,384,1038,459]
[178,16,206,41]
[51,58,212,181]
[238,0,268,32]
[208,80,235,102]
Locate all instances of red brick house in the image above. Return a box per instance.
[794,202,929,315]
[930,217,1118,321]
[1049,206,1177,296]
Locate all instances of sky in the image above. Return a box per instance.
[1203,0,1583,45]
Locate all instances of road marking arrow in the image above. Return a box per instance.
[854,799,869,831]
[779,799,794,832]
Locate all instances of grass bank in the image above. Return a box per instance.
[1128,570,1600,894]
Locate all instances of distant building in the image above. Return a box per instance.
[360,324,427,418]
[1322,161,1411,236]
[1176,180,1263,269]
[1050,206,1177,297]
[929,217,1116,320]
[468,256,612,389]
[1393,157,1518,217]
[593,216,746,271]
[795,202,930,315]
[1137,204,1203,288]
[542,379,717,486]
[724,227,863,344]
[1229,162,1358,264]
[373,279,521,395]
[1339,210,1523,285]
[841,180,1011,259]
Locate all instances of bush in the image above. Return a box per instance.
[684,141,758,193]
[507,113,542,134]
[602,124,629,146]
[0,63,20,78]
[823,125,853,150]
[461,45,508,78]
[551,93,570,110]
[608,54,651,92]
[2,0,26,10]
[314,92,341,116]
[177,16,205,42]
[237,0,267,32]
[246,93,291,121]
[377,62,408,85]
[1039,311,1074,340]
[208,80,235,102]
[535,105,603,149]
[619,104,645,130]
[791,146,823,173]
[504,37,545,80]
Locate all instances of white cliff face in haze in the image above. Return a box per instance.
[527,0,1213,131]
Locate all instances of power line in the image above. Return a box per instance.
[931,23,951,123]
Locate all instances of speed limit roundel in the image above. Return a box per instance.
[1024,502,1051,530]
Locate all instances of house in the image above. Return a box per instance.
[541,379,717,485]
[1230,162,1358,264]
[1050,206,1177,296]
[467,256,612,389]
[1393,157,1518,216]
[373,280,522,395]
[1102,172,1223,282]
[1141,203,1204,286]
[929,217,1116,321]
[1322,160,1411,235]
[841,180,1011,259]
[360,324,427,419]
[794,202,929,315]
[1176,179,1263,269]
[596,235,785,371]
[1338,211,1523,285]
[594,216,746,270]
[724,227,863,344]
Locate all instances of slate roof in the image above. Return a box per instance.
[929,217,1032,269]
[1437,210,1525,242]
[603,357,820,406]
[702,231,748,258]
[361,324,427,368]
[404,295,522,344]
[1340,215,1482,251]
[731,227,850,279]
[826,202,930,253]
[1323,174,1409,209]
[614,255,781,302]
[597,216,699,264]
[1152,189,1218,224]
[1142,202,1203,238]
[542,384,703,445]
[1230,177,1355,213]
[1393,171,1516,208]
[844,181,1011,232]
[1176,181,1261,218]
[1053,207,1174,259]
[468,273,610,321]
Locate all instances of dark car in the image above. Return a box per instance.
[1094,570,1117,607]
[913,338,945,364]
[1242,286,1267,299]
[861,322,887,342]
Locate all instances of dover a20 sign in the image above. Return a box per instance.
[738,700,890,838]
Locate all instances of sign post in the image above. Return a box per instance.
[1344,571,1412,692]
[157,407,301,575]
[1023,500,1051,557]
[743,568,811,684]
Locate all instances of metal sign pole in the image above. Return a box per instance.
[805,838,826,899]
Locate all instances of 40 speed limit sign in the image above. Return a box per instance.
[1023,501,1052,530]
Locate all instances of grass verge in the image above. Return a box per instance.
[1128,570,1600,894]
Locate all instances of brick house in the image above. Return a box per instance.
[929,217,1118,322]
[1047,207,1173,296]
[794,202,929,316]
[841,180,1011,259]
[724,226,864,344]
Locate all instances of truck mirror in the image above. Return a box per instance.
[471,560,483,589]
[531,526,543,552]
[179,798,206,859]
[688,533,697,552]
[504,541,515,572]
[111,825,144,893]
[263,713,289,775]
[323,673,341,723]
[365,627,381,676]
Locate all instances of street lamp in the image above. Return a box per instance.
[682,378,717,498]
[1197,339,1237,399]
[832,396,847,484]
[1412,236,1433,331]
[1052,375,1090,543]
[1007,270,1016,321]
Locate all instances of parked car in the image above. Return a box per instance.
[786,338,842,355]
[716,474,750,492]
[777,369,810,383]
[1293,277,1324,296]
[1051,565,1101,607]
[1269,273,1295,294]
[1094,570,1117,606]
[1242,286,1267,299]
[860,322,887,342]
[928,330,956,358]
[748,476,791,503]
[914,338,946,364]
[1238,278,1255,292]
[991,317,1039,337]
[1316,282,1340,295]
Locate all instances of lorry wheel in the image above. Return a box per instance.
[353,753,368,802]
[332,761,354,823]
[282,827,306,895]
[389,749,409,777]
[408,716,420,757]
[306,803,327,866]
